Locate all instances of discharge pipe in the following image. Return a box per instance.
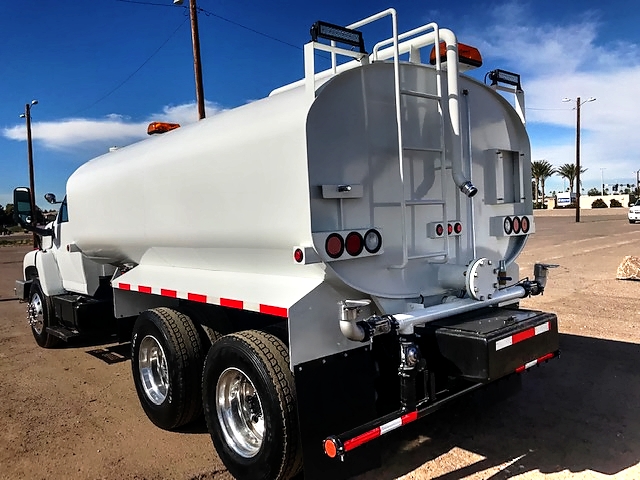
[340,284,526,342]
[438,29,477,197]
[372,29,478,198]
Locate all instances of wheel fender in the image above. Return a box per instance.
[22,250,38,280]
[33,250,65,296]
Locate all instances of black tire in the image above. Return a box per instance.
[131,307,205,430]
[28,280,60,348]
[203,330,302,480]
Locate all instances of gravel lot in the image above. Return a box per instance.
[1,208,639,479]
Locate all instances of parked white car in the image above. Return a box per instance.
[628,199,640,223]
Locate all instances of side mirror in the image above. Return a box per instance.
[13,187,53,237]
[44,193,59,204]
[13,187,33,226]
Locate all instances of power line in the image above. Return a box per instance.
[72,15,188,115]
[116,0,303,50]
[195,6,302,51]
[115,0,176,7]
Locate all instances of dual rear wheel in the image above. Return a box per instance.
[131,308,301,480]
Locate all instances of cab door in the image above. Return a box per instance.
[52,197,103,295]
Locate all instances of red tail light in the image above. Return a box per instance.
[325,233,344,259]
[512,216,521,234]
[293,248,304,263]
[345,232,364,256]
[447,223,453,235]
[436,224,444,236]
[454,222,462,234]
[521,216,530,233]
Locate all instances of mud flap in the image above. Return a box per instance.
[294,345,380,480]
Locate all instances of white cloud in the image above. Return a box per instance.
[464,2,640,189]
[2,101,221,152]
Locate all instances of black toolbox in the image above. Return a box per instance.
[419,307,559,382]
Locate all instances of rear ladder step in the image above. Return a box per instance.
[46,326,80,341]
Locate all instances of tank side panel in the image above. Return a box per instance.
[67,90,315,278]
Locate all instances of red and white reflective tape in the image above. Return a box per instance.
[113,282,288,318]
[515,352,555,373]
[495,321,550,351]
[342,411,418,453]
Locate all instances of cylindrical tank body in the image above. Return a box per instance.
[67,60,531,299]
[67,86,316,279]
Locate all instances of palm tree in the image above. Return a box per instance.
[531,160,556,205]
[557,163,587,194]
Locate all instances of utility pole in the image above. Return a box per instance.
[175,0,205,119]
[563,96,595,222]
[20,100,39,248]
[575,96,581,222]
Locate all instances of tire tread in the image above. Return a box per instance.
[233,330,303,479]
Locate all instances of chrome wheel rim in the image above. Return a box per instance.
[28,292,44,335]
[138,335,169,405]
[216,367,265,458]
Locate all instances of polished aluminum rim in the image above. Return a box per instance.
[28,292,44,335]
[138,335,169,405]
[216,367,265,458]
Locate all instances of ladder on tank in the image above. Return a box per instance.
[371,23,451,268]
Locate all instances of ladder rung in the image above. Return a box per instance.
[405,199,445,206]
[373,200,445,207]
[400,89,440,100]
[403,146,442,153]
[408,251,447,260]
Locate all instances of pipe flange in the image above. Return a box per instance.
[465,258,497,301]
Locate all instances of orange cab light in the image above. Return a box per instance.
[429,42,483,68]
[147,122,181,135]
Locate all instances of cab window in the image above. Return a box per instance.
[58,197,69,223]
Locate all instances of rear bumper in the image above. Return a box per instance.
[322,307,559,461]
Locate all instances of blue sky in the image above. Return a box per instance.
[1,0,639,208]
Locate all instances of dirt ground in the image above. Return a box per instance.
[1,208,639,479]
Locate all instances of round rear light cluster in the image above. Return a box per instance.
[433,222,462,237]
[503,216,531,235]
[324,229,382,259]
